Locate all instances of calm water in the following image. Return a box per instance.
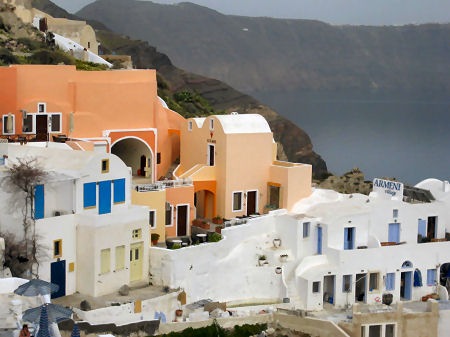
[251,90,450,185]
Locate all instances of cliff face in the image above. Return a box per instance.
[29,0,328,177]
[77,0,450,97]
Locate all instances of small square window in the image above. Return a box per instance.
[149,210,156,228]
[132,229,142,239]
[157,153,161,164]
[53,239,62,258]
[303,222,310,238]
[312,281,320,293]
[393,209,398,218]
[38,103,46,113]
[101,159,109,173]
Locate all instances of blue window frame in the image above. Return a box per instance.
[385,273,395,291]
[83,182,96,208]
[344,227,355,250]
[427,269,436,286]
[113,178,125,203]
[34,184,44,219]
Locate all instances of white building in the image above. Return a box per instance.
[0,142,149,297]
[150,178,450,312]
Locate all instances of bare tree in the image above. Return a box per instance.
[1,157,47,277]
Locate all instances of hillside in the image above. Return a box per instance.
[26,0,328,178]
[77,0,450,96]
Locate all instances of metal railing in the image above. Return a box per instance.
[134,178,193,192]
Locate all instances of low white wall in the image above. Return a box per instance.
[439,306,450,337]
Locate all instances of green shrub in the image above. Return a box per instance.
[0,48,18,64]
[208,232,222,242]
[28,49,74,65]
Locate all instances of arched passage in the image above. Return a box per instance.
[111,137,154,180]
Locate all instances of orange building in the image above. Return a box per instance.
[0,64,183,181]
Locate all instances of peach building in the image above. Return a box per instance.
[0,64,183,181]
[174,113,312,220]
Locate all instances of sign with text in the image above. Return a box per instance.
[373,178,404,198]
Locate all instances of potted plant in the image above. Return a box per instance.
[151,233,160,246]
[275,266,282,274]
[212,216,223,225]
[280,254,288,262]
[215,224,223,234]
[273,238,282,248]
[258,254,267,266]
[171,242,182,249]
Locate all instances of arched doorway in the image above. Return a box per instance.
[401,261,413,300]
[194,190,215,219]
[111,137,154,180]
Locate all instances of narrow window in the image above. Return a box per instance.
[2,114,15,135]
[149,210,156,228]
[232,192,243,211]
[207,144,215,166]
[312,281,320,293]
[87,41,91,48]
[303,222,310,238]
[100,248,110,274]
[385,324,396,337]
[427,269,436,286]
[165,203,173,226]
[343,274,352,292]
[53,240,62,258]
[113,178,126,203]
[393,209,398,218]
[209,118,214,130]
[369,273,379,291]
[101,159,109,173]
[188,120,193,131]
[385,273,395,291]
[368,325,381,337]
[157,153,161,164]
[115,245,125,270]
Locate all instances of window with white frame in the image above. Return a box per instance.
[385,273,395,291]
[361,323,396,337]
[49,113,62,133]
[427,269,436,286]
[232,191,243,211]
[209,118,214,130]
[38,102,46,113]
[22,114,33,133]
[303,222,310,238]
[2,114,15,135]
[343,274,352,292]
[369,273,379,291]
[149,210,156,228]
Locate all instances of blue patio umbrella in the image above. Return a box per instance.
[23,303,72,324]
[70,323,80,337]
[35,305,50,337]
[14,279,59,297]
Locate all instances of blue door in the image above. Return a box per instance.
[401,271,412,300]
[34,184,44,219]
[388,223,400,243]
[98,180,111,214]
[317,226,323,254]
[50,260,66,299]
[344,227,355,250]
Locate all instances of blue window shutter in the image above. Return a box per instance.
[34,184,44,219]
[83,182,97,208]
[385,273,395,291]
[427,269,436,286]
[98,180,112,215]
[113,178,126,203]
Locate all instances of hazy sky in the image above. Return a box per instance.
[53,0,450,25]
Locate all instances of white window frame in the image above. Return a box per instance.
[22,113,35,134]
[369,272,380,292]
[361,323,396,337]
[176,203,190,234]
[2,114,15,135]
[49,113,62,133]
[149,209,156,229]
[232,191,243,212]
[343,274,352,292]
[37,102,46,113]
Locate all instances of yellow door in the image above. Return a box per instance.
[130,242,143,282]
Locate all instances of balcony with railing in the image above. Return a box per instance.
[133,178,193,192]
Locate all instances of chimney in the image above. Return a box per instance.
[444,181,449,193]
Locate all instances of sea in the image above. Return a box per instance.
[251,90,450,186]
